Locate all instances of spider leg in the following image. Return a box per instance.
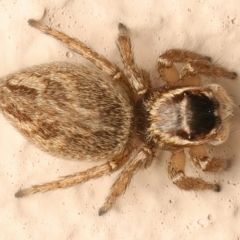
[15,153,130,198]
[189,145,229,172]
[98,146,153,216]
[157,49,209,85]
[28,19,120,79]
[157,49,237,85]
[160,49,211,62]
[168,149,220,192]
[116,23,149,95]
[180,59,237,80]
[157,57,180,85]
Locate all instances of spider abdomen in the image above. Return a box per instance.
[0,62,134,161]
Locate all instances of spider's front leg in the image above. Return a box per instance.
[157,49,237,86]
[180,59,237,80]
[189,145,229,172]
[157,49,209,85]
[168,149,220,192]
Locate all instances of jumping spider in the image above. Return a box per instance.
[0,19,236,215]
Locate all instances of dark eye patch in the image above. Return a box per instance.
[187,93,219,136]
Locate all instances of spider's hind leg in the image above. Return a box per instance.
[28,19,121,79]
[15,151,131,198]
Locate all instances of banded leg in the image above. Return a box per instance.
[157,49,237,86]
[168,149,220,192]
[189,145,229,172]
[99,146,153,216]
[180,59,237,80]
[157,49,209,85]
[117,23,149,95]
[28,19,121,79]
[15,154,130,198]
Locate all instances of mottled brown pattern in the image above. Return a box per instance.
[0,62,134,160]
[6,82,38,99]
[0,19,235,215]
[3,103,32,122]
[34,121,60,140]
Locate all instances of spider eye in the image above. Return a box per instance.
[176,128,197,141]
[188,135,193,140]
[177,130,195,141]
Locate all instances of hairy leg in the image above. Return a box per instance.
[157,49,237,85]
[160,49,211,62]
[15,153,130,198]
[28,19,120,79]
[180,60,237,80]
[157,57,180,84]
[168,149,220,192]
[116,23,149,95]
[157,49,209,85]
[99,146,152,216]
[189,145,229,172]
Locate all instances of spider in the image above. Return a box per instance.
[0,19,236,215]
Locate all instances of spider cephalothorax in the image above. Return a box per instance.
[138,83,233,149]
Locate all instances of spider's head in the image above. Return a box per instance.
[144,84,233,148]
